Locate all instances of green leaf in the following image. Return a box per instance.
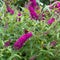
[7,54,21,60]
[0,40,4,47]
[36,0,43,6]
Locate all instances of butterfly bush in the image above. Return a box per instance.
[4,40,10,47]
[50,40,57,47]
[13,32,33,50]
[7,6,14,14]
[28,6,39,20]
[56,2,60,8]
[27,0,40,20]
[30,0,37,9]
[18,12,21,16]
[0,0,60,60]
[47,18,55,24]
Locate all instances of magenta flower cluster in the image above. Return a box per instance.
[18,12,21,16]
[13,32,33,50]
[16,12,21,22]
[56,2,60,8]
[28,6,39,20]
[30,0,37,9]
[4,40,10,47]
[50,40,57,47]
[7,6,14,15]
[27,0,39,20]
[47,18,55,25]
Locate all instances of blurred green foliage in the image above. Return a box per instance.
[4,0,28,7]
[40,0,50,5]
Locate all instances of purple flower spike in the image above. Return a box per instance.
[18,13,21,16]
[6,6,14,15]
[30,0,37,9]
[4,40,10,47]
[7,6,11,12]
[50,40,57,47]
[10,9,14,15]
[28,6,39,20]
[47,18,55,25]
[56,2,60,8]
[13,32,33,50]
